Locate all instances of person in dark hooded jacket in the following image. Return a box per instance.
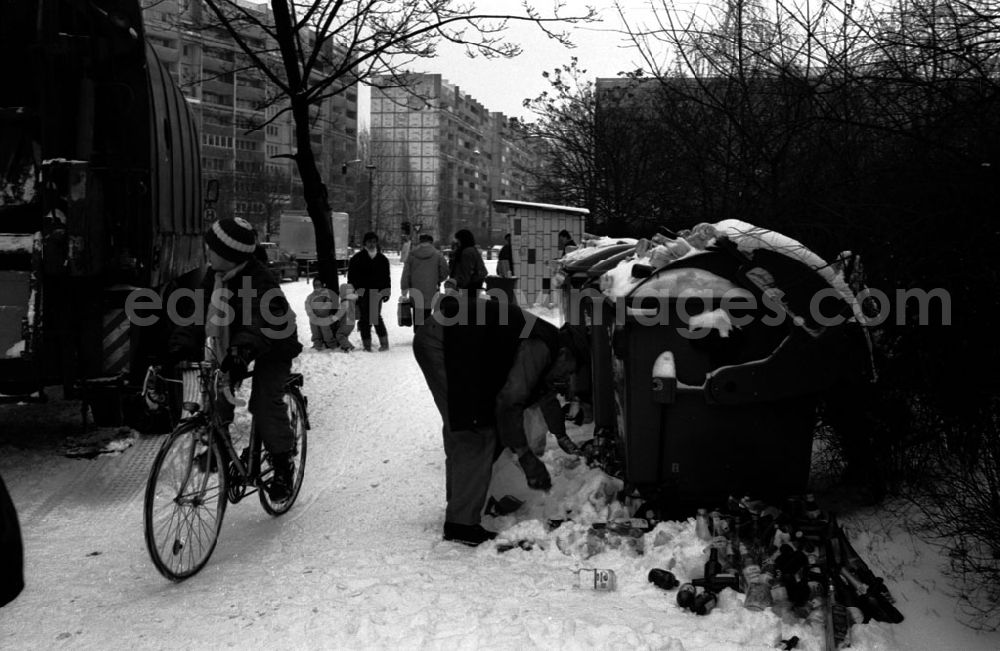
[401,233,448,328]
[168,217,303,501]
[413,297,589,546]
[447,229,487,294]
[348,231,391,351]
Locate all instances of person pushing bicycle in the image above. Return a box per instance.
[168,217,303,501]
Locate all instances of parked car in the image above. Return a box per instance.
[260,242,300,281]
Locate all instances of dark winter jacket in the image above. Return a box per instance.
[498,243,514,277]
[440,299,563,447]
[450,246,487,291]
[168,257,303,362]
[0,473,24,608]
[401,242,448,309]
[347,249,391,298]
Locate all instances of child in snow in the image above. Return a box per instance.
[305,277,338,350]
[333,283,357,352]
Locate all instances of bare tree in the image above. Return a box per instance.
[196,0,596,288]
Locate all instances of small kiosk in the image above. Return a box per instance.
[491,200,588,306]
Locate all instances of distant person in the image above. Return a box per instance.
[557,229,577,256]
[304,277,338,350]
[413,298,589,546]
[333,283,358,352]
[497,233,514,278]
[1,472,24,607]
[446,229,487,295]
[399,235,411,268]
[401,233,449,328]
[347,231,391,352]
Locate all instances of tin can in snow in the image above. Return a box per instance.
[574,568,617,591]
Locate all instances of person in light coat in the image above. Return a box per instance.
[401,233,449,328]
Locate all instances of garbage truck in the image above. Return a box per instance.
[0,0,208,425]
[278,210,350,275]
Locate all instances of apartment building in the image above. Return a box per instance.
[369,73,541,246]
[142,0,358,236]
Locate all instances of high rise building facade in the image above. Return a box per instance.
[369,73,540,246]
[142,0,358,237]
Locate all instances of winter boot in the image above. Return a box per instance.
[268,451,295,502]
[378,335,389,351]
[443,522,497,547]
[362,338,373,352]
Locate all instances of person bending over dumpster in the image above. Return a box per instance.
[413,297,589,546]
[168,217,303,501]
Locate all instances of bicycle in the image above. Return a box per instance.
[141,358,309,581]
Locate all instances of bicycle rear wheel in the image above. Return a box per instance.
[259,389,308,515]
[144,421,228,581]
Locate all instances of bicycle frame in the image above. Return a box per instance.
[146,361,268,498]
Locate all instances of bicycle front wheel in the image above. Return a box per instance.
[259,389,308,515]
[144,421,228,581]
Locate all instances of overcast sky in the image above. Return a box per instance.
[360,0,664,125]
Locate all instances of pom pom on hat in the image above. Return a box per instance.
[206,217,257,262]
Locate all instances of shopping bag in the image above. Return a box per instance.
[397,296,414,327]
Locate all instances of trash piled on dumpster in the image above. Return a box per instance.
[598,219,863,324]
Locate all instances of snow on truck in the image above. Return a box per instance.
[0,1,208,425]
[278,210,350,274]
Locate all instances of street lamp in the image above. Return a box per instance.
[473,149,493,247]
[365,163,377,233]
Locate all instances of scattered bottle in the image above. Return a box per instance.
[676,583,697,610]
[648,568,679,591]
[743,581,773,611]
[704,547,723,582]
[779,635,800,650]
[695,508,712,541]
[693,590,718,615]
[840,567,904,623]
[574,568,617,591]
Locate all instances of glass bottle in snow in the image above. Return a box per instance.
[704,547,723,582]
[676,583,697,610]
[693,590,718,615]
[695,508,711,540]
[574,568,617,591]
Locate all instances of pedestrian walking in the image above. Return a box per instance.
[447,229,487,295]
[347,231,391,352]
[401,233,449,328]
[497,233,515,278]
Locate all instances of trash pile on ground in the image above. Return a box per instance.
[492,476,904,649]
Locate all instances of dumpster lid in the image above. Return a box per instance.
[599,220,864,324]
[713,220,863,322]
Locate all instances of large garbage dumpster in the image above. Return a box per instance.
[550,241,638,440]
[602,221,868,508]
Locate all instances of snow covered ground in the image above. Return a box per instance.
[2,257,999,650]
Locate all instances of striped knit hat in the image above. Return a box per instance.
[205,217,257,262]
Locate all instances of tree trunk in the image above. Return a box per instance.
[293,97,339,290]
[271,0,339,292]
